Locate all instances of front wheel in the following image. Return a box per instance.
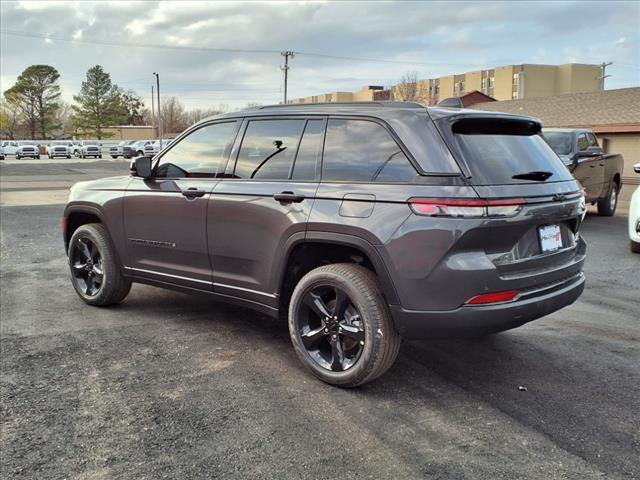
[597,181,618,216]
[288,263,400,387]
[68,223,131,306]
[631,240,640,254]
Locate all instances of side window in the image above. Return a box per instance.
[587,133,599,148]
[322,119,418,182]
[291,119,324,180]
[235,119,305,179]
[155,121,238,178]
[577,133,589,151]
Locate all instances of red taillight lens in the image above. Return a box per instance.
[466,290,519,305]
[409,198,524,218]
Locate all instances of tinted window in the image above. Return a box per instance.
[155,121,238,178]
[587,133,599,148]
[543,132,573,155]
[322,119,418,182]
[454,133,574,185]
[292,120,324,180]
[577,133,589,151]
[235,119,305,179]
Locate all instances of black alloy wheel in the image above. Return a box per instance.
[71,236,104,297]
[297,285,366,372]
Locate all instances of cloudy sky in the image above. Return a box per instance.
[1,0,639,110]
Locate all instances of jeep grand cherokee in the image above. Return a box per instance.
[62,102,586,387]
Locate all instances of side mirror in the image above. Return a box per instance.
[131,156,153,179]
[634,163,640,174]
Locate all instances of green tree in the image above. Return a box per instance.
[3,65,61,139]
[72,65,126,139]
[117,89,146,125]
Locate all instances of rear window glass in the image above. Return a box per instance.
[450,120,573,185]
[322,119,418,183]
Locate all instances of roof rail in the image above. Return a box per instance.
[257,101,425,109]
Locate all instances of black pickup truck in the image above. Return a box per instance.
[543,128,624,216]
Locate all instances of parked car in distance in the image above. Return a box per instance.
[123,140,152,159]
[80,142,102,159]
[15,142,40,159]
[0,145,4,160]
[629,163,640,253]
[109,141,134,159]
[143,139,173,157]
[47,141,73,159]
[543,128,624,216]
[63,102,587,387]
[1,141,19,156]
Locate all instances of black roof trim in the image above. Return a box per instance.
[255,101,425,110]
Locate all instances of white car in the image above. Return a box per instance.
[80,143,102,159]
[0,145,4,160]
[15,143,40,159]
[143,139,173,157]
[629,163,640,253]
[1,141,19,156]
[47,141,73,159]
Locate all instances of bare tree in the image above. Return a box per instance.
[394,71,421,102]
[160,96,188,133]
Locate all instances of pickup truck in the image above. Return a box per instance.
[543,128,624,216]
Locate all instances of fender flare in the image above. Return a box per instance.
[272,230,400,306]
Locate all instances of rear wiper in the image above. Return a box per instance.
[512,171,554,181]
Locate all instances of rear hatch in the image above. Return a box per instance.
[430,111,586,292]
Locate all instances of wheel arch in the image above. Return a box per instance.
[274,231,400,314]
[63,205,107,253]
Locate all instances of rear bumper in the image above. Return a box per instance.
[390,272,585,338]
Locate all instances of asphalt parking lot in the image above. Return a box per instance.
[1,159,639,479]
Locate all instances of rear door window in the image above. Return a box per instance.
[448,118,574,185]
[291,119,324,181]
[234,119,305,180]
[577,133,589,151]
[322,119,418,182]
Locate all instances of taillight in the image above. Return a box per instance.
[61,216,67,235]
[409,198,524,218]
[466,290,519,305]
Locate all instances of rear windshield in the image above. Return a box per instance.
[449,118,573,185]
[543,132,573,156]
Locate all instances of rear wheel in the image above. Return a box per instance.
[68,224,131,306]
[597,181,618,216]
[631,240,640,254]
[288,263,400,387]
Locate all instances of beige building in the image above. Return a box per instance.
[288,63,603,106]
[76,126,156,141]
[471,87,640,211]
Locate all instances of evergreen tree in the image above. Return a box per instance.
[72,65,126,139]
[3,65,61,139]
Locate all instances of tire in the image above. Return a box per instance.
[99,154,102,158]
[67,155,71,159]
[16,154,20,159]
[36,155,40,159]
[288,263,400,387]
[631,240,640,254]
[597,181,618,216]
[68,223,131,306]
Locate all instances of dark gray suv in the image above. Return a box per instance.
[63,102,586,387]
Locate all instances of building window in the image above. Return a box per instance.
[456,81,465,95]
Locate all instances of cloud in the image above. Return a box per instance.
[1,0,638,110]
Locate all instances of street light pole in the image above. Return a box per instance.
[281,51,294,104]
[153,72,162,148]
[599,62,613,90]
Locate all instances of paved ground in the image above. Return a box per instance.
[1,160,639,479]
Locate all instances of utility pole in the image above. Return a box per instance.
[281,51,294,104]
[151,85,156,139]
[153,72,162,148]
[599,62,613,90]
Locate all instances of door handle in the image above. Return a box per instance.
[181,187,206,199]
[273,191,305,203]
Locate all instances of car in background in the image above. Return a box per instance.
[143,139,173,157]
[630,164,640,253]
[122,140,152,159]
[1,141,19,156]
[0,145,4,160]
[109,141,134,159]
[15,142,40,159]
[543,128,624,216]
[80,143,102,159]
[47,141,73,159]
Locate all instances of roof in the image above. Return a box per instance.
[459,90,496,107]
[470,87,640,129]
